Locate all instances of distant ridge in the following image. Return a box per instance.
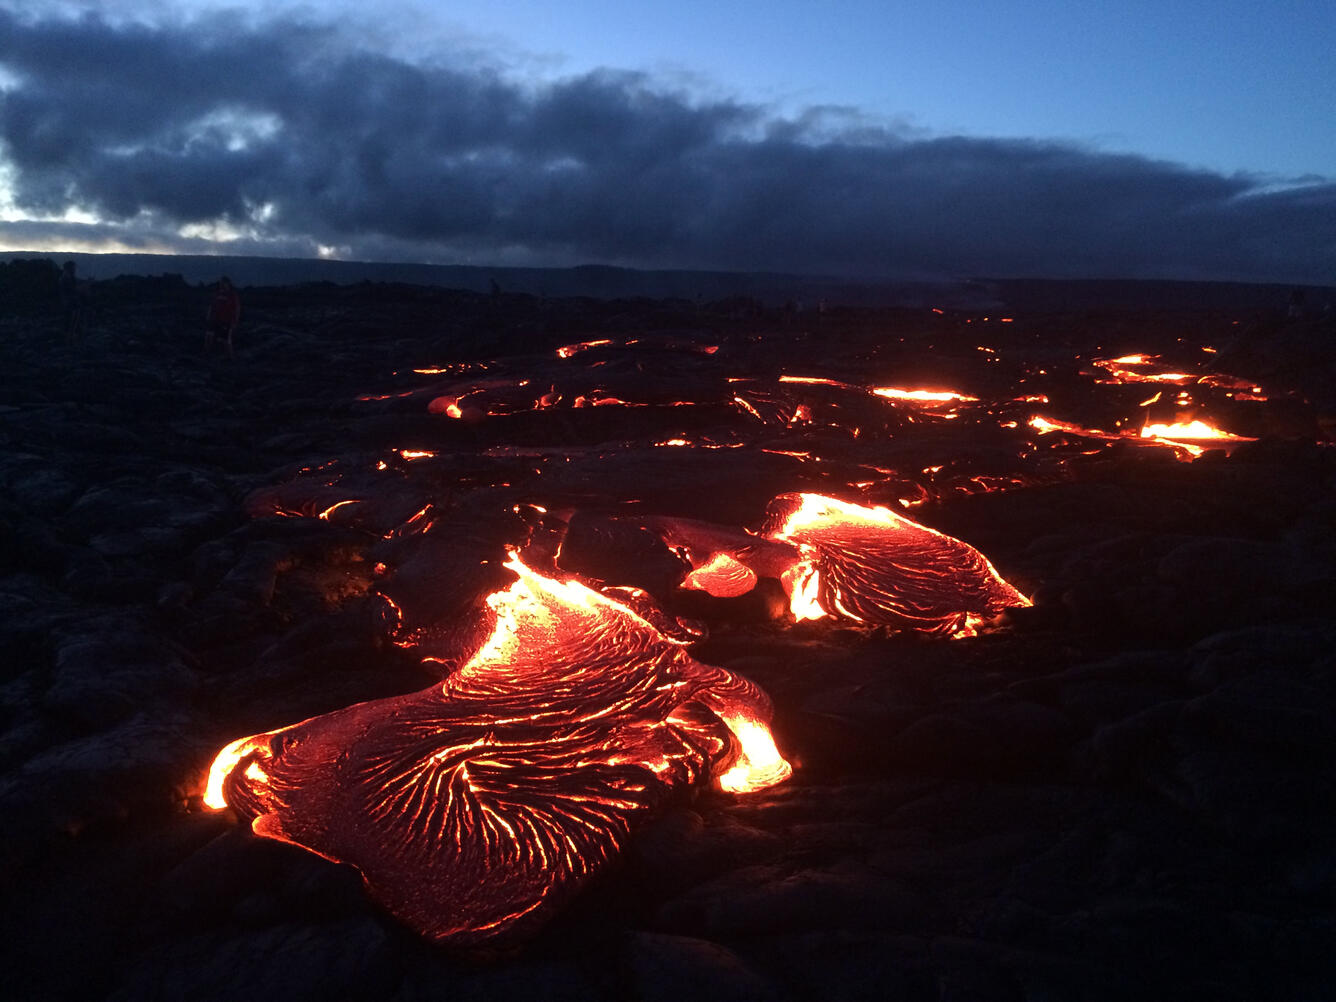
[0,251,979,308]
[2,251,1329,312]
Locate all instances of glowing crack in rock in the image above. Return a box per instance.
[765,493,1031,636]
[205,554,790,948]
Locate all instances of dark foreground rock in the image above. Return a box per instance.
[1,279,1334,1000]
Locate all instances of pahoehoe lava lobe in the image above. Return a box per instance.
[765,493,1031,635]
[630,494,1029,635]
[207,555,789,948]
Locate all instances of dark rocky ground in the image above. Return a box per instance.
[2,276,1335,1001]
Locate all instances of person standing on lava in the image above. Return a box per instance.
[205,276,241,356]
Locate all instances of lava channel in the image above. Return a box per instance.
[205,554,789,948]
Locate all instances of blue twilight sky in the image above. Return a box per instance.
[1,0,1333,281]
[418,0,1336,178]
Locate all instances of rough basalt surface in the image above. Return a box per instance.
[2,276,1334,1000]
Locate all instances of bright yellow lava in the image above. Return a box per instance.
[872,387,978,404]
[716,715,793,793]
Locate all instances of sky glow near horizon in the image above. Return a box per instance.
[0,0,1333,282]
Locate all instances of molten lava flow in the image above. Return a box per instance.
[1199,373,1265,397]
[556,338,613,359]
[1028,415,1111,438]
[766,493,1030,635]
[317,499,361,521]
[781,560,823,621]
[778,375,860,390]
[711,710,791,793]
[681,551,757,597]
[1139,419,1256,456]
[871,387,979,405]
[641,499,1027,634]
[205,554,789,948]
[1090,354,1195,384]
[1141,419,1249,442]
[205,730,297,810]
[1030,413,1255,459]
[428,395,464,418]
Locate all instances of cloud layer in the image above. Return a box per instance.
[2,6,1333,282]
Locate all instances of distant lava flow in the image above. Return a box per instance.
[1029,414,1256,458]
[655,493,1030,637]
[1090,353,1198,385]
[205,554,789,948]
[765,493,1029,636]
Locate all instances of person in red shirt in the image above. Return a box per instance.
[206,277,241,356]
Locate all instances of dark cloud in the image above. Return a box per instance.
[2,6,1333,282]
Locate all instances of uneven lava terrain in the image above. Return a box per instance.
[2,278,1335,1000]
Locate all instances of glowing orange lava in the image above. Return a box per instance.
[1139,419,1256,456]
[680,551,757,597]
[1029,414,1255,458]
[556,338,613,359]
[871,387,979,405]
[428,395,464,418]
[1028,415,1109,438]
[1090,354,1196,385]
[205,554,790,948]
[766,493,1030,635]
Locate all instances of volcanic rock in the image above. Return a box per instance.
[2,277,1334,998]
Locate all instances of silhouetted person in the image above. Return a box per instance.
[59,260,85,341]
[1287,288,1306,320]
[206,276,241,356]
